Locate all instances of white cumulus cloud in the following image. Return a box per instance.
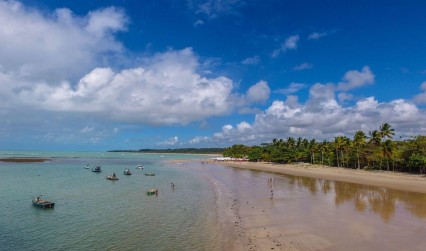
[272,35,300,57]
[205,68,426,145]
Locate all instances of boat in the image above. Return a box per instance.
[136,164,143,170]
[123,169,132,175]
[84,164,90,169]
[92,166,102,172]
[106,173,119,180]
[32,195,55,208]
[144,173,155,176]
[147,189,158,195]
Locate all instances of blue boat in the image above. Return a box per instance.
[92,166,102,172]
[32,195,55,208]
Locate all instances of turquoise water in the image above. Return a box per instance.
[0,152,220,251]
[3,151,426,250]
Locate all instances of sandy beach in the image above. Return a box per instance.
[194,160,426,250]
[219,161,426,194]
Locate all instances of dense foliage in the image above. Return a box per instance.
[223,123,426,174]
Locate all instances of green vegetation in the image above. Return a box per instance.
[223,123,426,174]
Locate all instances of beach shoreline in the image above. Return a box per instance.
[197,160,426,250]
[217,161,426,194]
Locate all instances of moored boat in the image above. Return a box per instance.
[147,189,158,195]
[106,173,119,180]
[84,164,90,169]
[32,195,55,208]
[123,169,132,175]
[136,164,143,170]
[144,173,155,176]
[92,166,102,172]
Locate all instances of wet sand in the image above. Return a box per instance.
[0,157,51,162]
[191,161,426,251]
[219,161,426,194]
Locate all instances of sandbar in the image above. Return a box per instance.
[0,157,51,163]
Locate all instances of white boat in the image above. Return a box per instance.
[136,164,143,170]
[84,164,90,169]
[106,173,119,180]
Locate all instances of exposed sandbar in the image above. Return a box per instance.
[0,157,51,163]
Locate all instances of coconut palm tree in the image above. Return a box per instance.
[383,139,395,171]
[380,123,395,140]
[354,131,367,169]
[334,136,346,167]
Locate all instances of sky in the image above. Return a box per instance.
[0,0,426,151]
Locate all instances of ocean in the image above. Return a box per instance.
[2,151,426,250]
[0,151,221,251]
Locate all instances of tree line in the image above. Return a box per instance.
[223,123,426,174]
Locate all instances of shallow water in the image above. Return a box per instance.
[2,152,426,250]
[0,152,220,251]
[194,162,426,250]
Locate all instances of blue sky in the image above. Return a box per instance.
[1,0,426,151]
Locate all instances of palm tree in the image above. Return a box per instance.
[308,139,317,164]
[380,123,395,140]
[334,136,346,167]
[382,140,395,171]
[378,123,396,171]
[368,130,382,146]
[368,130,383,169]
[354,131,367,169]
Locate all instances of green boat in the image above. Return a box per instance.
[147,189,158,195]
[32,195,55,209]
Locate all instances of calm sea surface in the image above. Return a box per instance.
[2,151,426,250]
[0,151,220,251]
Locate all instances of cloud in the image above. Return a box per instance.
[293,62,313,71]
[308,32,327,40]
[413,81,426,104]
[0,1,127,83]
[272,35,300,57]
[276,82,307,95]
[205,68,426,145]
[11,48,241,125]
[337,66,375,91]
[159,136,179,146]
[188,0,246,19]
[245,80,270,103]
[189,136,209,144]
[242,56,260,65]
[193,19,205,27]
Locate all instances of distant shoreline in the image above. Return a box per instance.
[218,161,426,194]
[108,148,224,155]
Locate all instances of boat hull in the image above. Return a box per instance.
[32,199,55,208]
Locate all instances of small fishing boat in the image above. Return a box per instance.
[84,164,90,169]
[92,166,102,172]
[32,195,55,208]
[123,168,132,175]
[147,189,158,195]
[106,173,119,180]
[144,173,155,176]
[136,164,143,170]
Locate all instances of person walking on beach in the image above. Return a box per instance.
[171,182,175,190]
